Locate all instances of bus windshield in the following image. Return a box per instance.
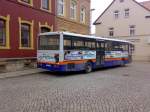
[38,35,60,50]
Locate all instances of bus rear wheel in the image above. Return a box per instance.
[85,62,92,73]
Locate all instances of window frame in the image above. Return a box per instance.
[114,10,119,19]
[21,23,31,48]
[0,15,10,49]
[120,0,124,3]
[38,35,60,50]
[41,0,51,12]
[70,0,77,20]
[63,36,96,50]
[18,0,33,6]
[19,17,34,49]
[129,25,135,36]
[0,19,6,47]
[39,22,53,33]
[64,38,72,50]
[85,41,96,50]
[57,0,65,16]
[40,27,51,33]
[80,7,86,23]
[109,27,114,37]
[71,36,85,50]
[124,9,129,18]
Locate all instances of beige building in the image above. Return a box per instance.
[94,0,150,61]
[55,0,91,35]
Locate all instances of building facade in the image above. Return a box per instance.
[94,0,150,61]
[55,0,91,35]
[0,0,55,71]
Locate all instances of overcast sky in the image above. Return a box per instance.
[91,0,148,33]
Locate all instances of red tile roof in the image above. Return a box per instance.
[140,1,150,10]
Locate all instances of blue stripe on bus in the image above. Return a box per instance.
[37,60,130,72]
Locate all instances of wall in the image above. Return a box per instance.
[0,0,55,58]
[95,0,150,61]
[55,0,91,35]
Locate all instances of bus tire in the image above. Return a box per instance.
[85,62,92,73]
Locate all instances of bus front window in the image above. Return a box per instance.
[38,35,60,50]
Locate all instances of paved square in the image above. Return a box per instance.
[0,62,150,112]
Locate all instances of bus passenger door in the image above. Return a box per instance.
[96,41,105,66]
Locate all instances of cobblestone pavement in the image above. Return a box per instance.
[0,62,150,112]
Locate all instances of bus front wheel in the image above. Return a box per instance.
[85,62,92,73]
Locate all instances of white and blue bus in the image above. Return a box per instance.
[37,32,134,73]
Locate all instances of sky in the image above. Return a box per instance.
[91,0,148,34]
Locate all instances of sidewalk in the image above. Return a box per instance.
[0,68,46,79]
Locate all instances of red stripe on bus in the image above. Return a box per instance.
[38,58,128,65]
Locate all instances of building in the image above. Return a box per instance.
[0,0,55,71]
[94,0,150,61]
[55,0,91,35]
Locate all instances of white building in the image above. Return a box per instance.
[94,0,150,61]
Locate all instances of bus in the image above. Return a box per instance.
[37,32,134,73]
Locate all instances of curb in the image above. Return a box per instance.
[0,69,46,79]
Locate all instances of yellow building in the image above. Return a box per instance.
[94,0,150,61]
[55,0,91,35]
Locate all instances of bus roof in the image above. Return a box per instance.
[39,32,133,44]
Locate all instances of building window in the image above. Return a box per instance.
[70,0,77,20]
[18,0,33,6]
[21,24,31,47]
[0,19,6,47]
[80,7,86,23]
[41,0,51,12]
[39,22,53,33]
[125,9,129,18]
[145,16,150,18]
[0,15,10,49]
[120,0,124,3]
[41,27,51,33]
[114,10,119,19]
[19,18,34,49]
[57,0,65,16]
[109,27,114,37]
[129,25,135,36]
[21,0,30,3]
[42,0,49,10]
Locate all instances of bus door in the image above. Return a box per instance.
[96,41,105,66]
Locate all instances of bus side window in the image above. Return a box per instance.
[85,41,90,50]
[97,42,101,49]
[64,39,72,50]
[121,44,128,51]
[84,41,95,50]
[72,40,84,50]
[101,43,105,48]
[119,43,124,51]
[105,42,108,51]
[106,41,112,51]
[97,42,105,50]
[91,42,96,49]
[85,41,89,50]
[112,42,119,51]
